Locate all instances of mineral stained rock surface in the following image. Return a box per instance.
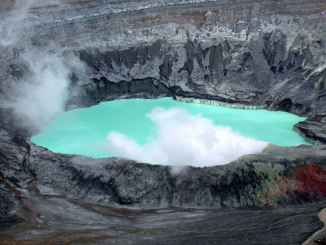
[1,0,326,244]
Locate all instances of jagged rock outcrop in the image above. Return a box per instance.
[294,114,326,145]
[1,0,326,243]
[3,0,325,138]
[27,142,326,208]
[1,126,326,243]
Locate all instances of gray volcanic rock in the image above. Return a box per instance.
[294,114,326,145]
[1,0,326,243]
[72,26,326,116]
[5,125,326,210]
[1,129,326,243]
[0,128,326,243]
[24,141,326,208]
[0,196,324,244]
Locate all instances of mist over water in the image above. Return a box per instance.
[31,98,309,167]
[0,0,86,130]
[1,0,309,168]
[13,54,69,128]
[11,53,86,129]
[106,106,267,167]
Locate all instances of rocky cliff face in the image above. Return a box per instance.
[26,142,326,208]
[3,0,326,140]
[1,0,326,243]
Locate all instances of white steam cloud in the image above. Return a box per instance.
[105,107,267,167]
[13,53,85,129]
[0,0,60,46]
[1,0,86,130]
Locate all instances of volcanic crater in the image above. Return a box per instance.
[1,0,326,244]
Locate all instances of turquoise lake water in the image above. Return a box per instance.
[31,97,309,164]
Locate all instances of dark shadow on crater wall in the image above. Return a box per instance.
[1,0,326,243]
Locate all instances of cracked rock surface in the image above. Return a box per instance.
[1,0,326,244]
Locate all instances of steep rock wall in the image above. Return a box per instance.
[26,143,326,208]
[2,0,326,142]
[1,1,326,236]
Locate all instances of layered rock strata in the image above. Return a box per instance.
[1,0,326,243]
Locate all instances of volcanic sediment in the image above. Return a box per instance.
[1,0,326,244]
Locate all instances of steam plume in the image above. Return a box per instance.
[13,53,85,129]
[105,107,267,167]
